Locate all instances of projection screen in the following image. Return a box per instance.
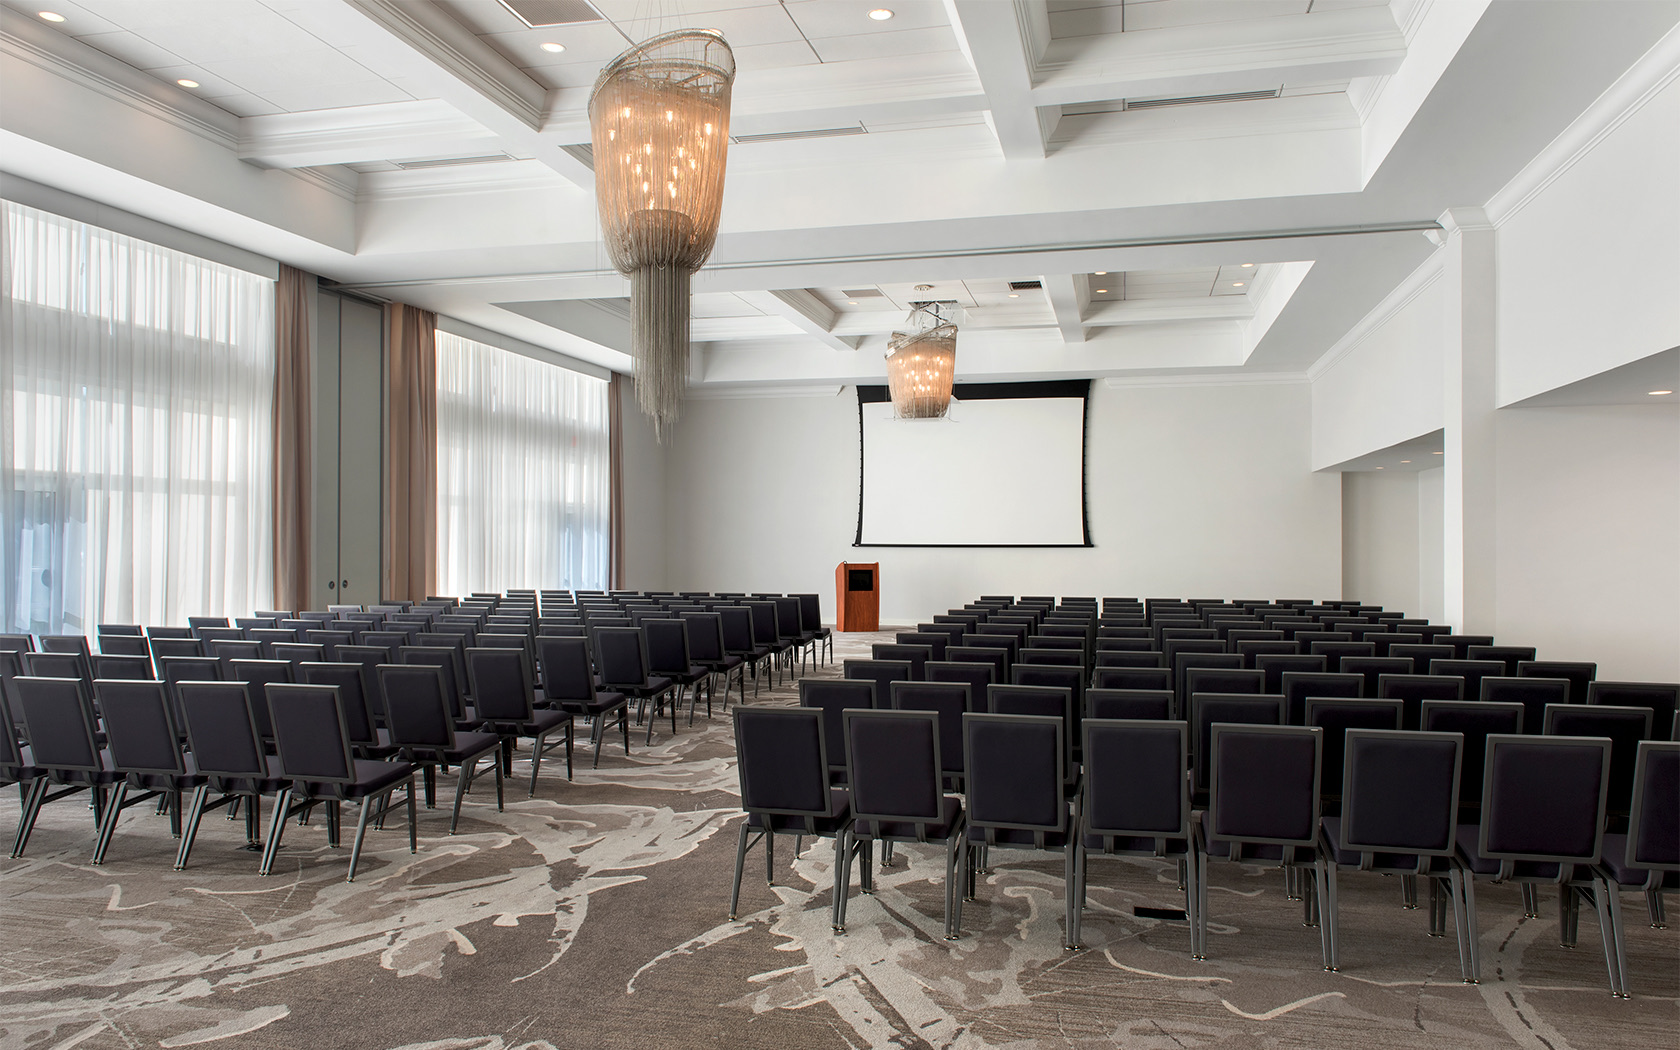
[855,381,1092,547]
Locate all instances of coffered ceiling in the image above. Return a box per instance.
[2,0,1674,391]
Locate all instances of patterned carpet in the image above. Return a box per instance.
[1,629,1674,1050]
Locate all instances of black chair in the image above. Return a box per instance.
[718,606,772,698]
[1467,645,1537,676]
[1319,729,1471,979]
[793,593,833,667]
[1019,648,1084,669]
[836,709,966,939]
[1009,664,1084,735]
[967,633,1021,666]
[91,654,155,681]
[10,676,116,858]
[1197,724,1330,966]
[799,678,878,785]
[1518,660,1597,705]
[1256,653,1327,694]
[1340,656,1412,697]
[226,659,291,744]
[1074,718,1197,953]
[1439,634,1495,660]
[22,650,92,692]
[843,659,913,708]
[956,712,1076,946]
[1456,735,1617,991]
[1236,639,1299,668]
[1588,682,1680,739]
[1085,688,1172,721]
[728,707,856,925]
[1391,644,1454,676]
[681,612,746,710]
[872,644,932,681]
[1303,697,1403,814]
[594,628,675,744]
[1428,659,1505,705]
[1280,671,1362,725]
[261,683,418,881]
[536,637,630,767]
[1544,704,1654,829]
[1184,666,1263,698]
[398,646,475,729]
[187,616,229,631]
[1378,674,1464,730]
[0,697,42,851]
[1421,699,1525,822]
[90,679,206,864]
[148,636,204,677]
[947,645,1009,683]
[271,642,325,668]
[1310,640,1376,672]
[38,635,92,662]
[644,620,711,725]
[97,634,152,658]
[1598,741,1679,997]
[466,648,571,796]
[1187,685,1287,773]
[744,602,792,688]
[774,597,816,676]
[890,681,972,791]
[174,681,286,867]
[298,662,393,760]
[1483,675,1570,735]
[925,660,994,700]
[1092,666,1171,693]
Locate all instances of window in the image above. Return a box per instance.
[2,200,276,633]
[435,330,610,593]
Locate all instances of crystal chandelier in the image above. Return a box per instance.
[589,29,736,439]
[885,299,958,419]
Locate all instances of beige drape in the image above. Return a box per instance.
[385,303,438,602]
[272,265,313,611]
[608,372,626,589]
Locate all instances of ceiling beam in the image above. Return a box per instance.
[239,99,497,168]
[736,289,863,351]
[1042,273,1088,343]
[943,0,1053,159]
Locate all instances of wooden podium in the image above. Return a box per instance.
[836,562,879,632]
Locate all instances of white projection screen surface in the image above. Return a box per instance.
[857,387,1090,546]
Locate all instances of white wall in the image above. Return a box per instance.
[1309,266,1445,469]
[663,381,1342,625]
[1494,73,1680,406]
[619,398,667,590]
[1417,466,1445,624]
[1493,404,1680,682]
[1341,471,1421,616]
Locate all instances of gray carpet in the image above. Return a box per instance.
[1,629,1674,1050]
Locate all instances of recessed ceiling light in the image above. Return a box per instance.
[868,8,894,20]
[1007,293,1019,298]
[1232,281,1245,287]
[177,78,200,88]
[540,41,565,53]
[1649,389,1674,396]
[1094,271,1107,275]
[1432,450,1443,455]
[1240,262,1254,268]
[1400,460,1411,464]
[1375,466,1385,470]
[847,300,858,305]
[1096,289,1107,293]
[38,11,65,22]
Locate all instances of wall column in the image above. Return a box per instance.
[1438,207,1499,632]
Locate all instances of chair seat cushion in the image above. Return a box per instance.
[445,731,502,762]
[746,789,851,836]
[1454,824,1568,881]
[1321,816,1452,873]
[969,824,1070,849]
[343,758,417,799]
[1081,832,1190,857]
[701,655,744,672]
[518,708,572,735]
[854,795,963,842]
[1597,833,1680,887]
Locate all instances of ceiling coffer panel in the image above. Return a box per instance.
[498,0,603,28]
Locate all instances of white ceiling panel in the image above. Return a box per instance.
[808,25,956,62]
[728,38,823,71]
[783,0,950,39]
[1118,1,1311,35]
[72,29,186,69]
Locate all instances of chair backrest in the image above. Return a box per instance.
[466,647,535,723]
[924,660,993,698]
[363,630,414,652]
[1185,666,1264,697]
[1517,660,1596,705]
[299,662,378,746]
[1338,729,1461,857]
[1421,699,1524,813]
[97,634,152,657]
[1082,718,1190,846]
[843,709,944,831]
[1093,666,1171,693]
[95,679,187,777]
[271,642,325,667]
[890,681,972,777]
[1340,656,1413,696]
[15,676,101,772]
[744,602,781,647]
[23,650,90,687]
[1279,670,1362,724]
[209,639,265,666]
[1479,734,1611,868]
[1428,659,1504,701]
[188,616,230,630]
[1009,663,1083,713]
[378,663,459,752]
[1304,697,1403,807]
[398,647,467,718]
[39,635,92,660]
[1377,674,1464,730]
[266,683,354,787]
[964,713,1065,841]
[843,659,913,700]
[1309,640,1377,672]
[1544,704,1653,818]
[733,707,832,823]
[799,677,877,773]
[1481,675,1568,735]
[537,636,596,702]
[716,607,757,655]
[945,645,1008,681]
[897,632,950,660]
[1390,643,1453,675]
[1189,692,1286,796]
[178,681,269,780]
[871,644,932,679]
[1588,681,1680,736]
[1086,688,1172,721]
[1256,653,1328,693]
[642,619,694,677]
[1206,724,1321,850]
[773,597,804,641]
[594,628,652,689]
[150,637,205,664]
[1466,644,1537,675]
[162,655,224,687]
[91,654,155,681]
[679,613,726,663]
[794,593,824,635]
[1627,741,1680,871]
[0,633,36,654]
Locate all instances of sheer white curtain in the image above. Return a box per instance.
[435,331,610,594]
[1,200,275,633]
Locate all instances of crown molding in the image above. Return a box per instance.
[1484,21,1680,229]
[1306,250,1444,382]
[1102,371,1306,389]
[685,383,846,400]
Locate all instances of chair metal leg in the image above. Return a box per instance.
[944,835,963,940]
[1401,873,1418,909]
[1194,845,1210,960]
[406,777,418,854]
[1320,860,1338,971]
[175,784,210,870]
[346,794,376,882]
[1604,879,1630,998]
[833,830,856,931]
[1560,883,1582,948]
[1448,867,1474,983]
[91,782,128,865]
[1070,840,1086,947]
[449,754,477,834]
[259,788,292,876]
[1461,873,1482,982]
[1647,884,1667,928]
[1063,841,1079,949]
[422,765,437,809]
[528,731,545,798]
[1522,882,1541,918]
[728,823,757,921]
[765,828,776,885]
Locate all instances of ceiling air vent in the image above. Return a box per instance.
[1125,88,1281,111]
[394,153,516,170]
[731,125,866,145]
[841,288,886,299]
[1008,280,1043,291]
[498,0,603,27]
